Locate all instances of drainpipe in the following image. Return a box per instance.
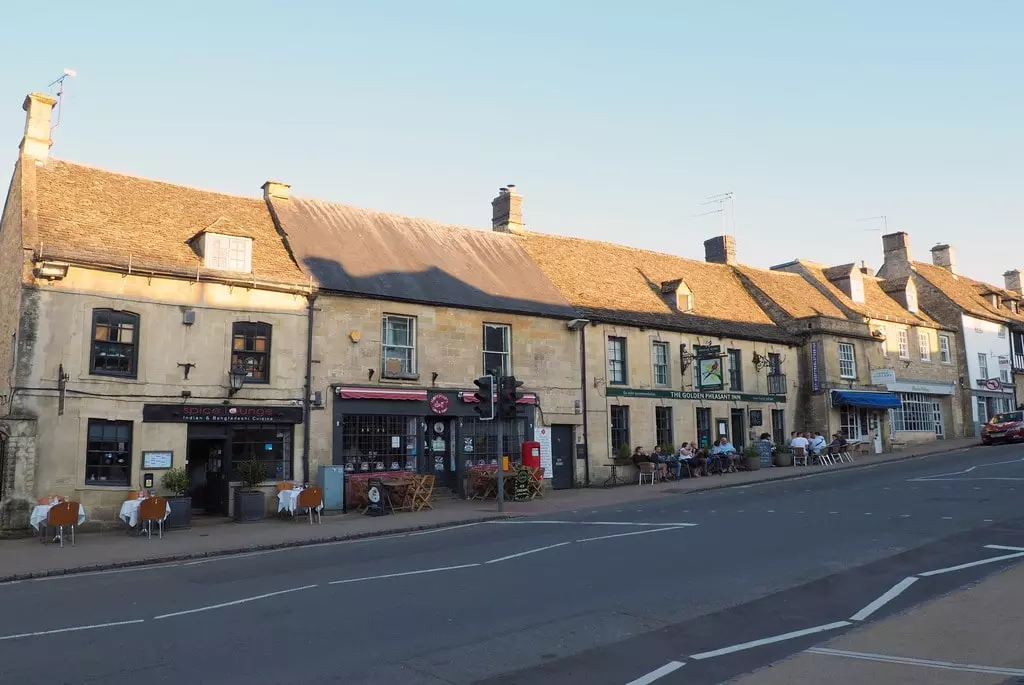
[302,294,317,484]
[578,322,591,487]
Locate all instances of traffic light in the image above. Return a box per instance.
[473,375,495,421]
[497,375,524,420]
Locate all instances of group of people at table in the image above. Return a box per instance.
[629,433,777,481]
[787,430,850,458]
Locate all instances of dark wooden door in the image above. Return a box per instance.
[550,425,575,490]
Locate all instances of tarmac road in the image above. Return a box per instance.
[2,443,1022,685]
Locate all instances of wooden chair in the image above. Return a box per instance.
[351,479,369,514]
[139,496,168,539]
[275,482,296,493]
[793,446,808,467]
[46,501,80,547]
[296,486,323,524]
[637,462,655,485]
[528,467,545,499]
[412,475,435,511]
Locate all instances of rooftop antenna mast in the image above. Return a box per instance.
[693,192,736,237]
[47,68,77,131]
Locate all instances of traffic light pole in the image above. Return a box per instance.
[496,419,504,512]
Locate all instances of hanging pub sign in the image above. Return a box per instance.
[695,345,724,391]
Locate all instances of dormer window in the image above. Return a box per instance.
[199,233,253,272]
[660,279,694,312]
[991,294,1000,308]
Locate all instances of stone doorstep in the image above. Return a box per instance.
[0,439,974,582]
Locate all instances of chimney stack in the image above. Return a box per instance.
[261,180,291,201]
[491,185,525,233]
[20,92,58,159]
[860,260,872,276]
[1004,269,1023,295]
[881,231,912,267]
[703,235,736,265]
[930,243,957,274]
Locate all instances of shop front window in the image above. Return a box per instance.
[338,415,418,473]
[892,392,934,432]
[230,424,292,480]
[461,417,525,467]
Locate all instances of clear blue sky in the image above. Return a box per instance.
[2,1,1020,285]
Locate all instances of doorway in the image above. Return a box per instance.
[730,409,746,449]
[186,425,229,516]
[550,425,574,490]
[425,418,456,491]
[695,408,711,449]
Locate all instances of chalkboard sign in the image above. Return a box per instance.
[514,468,530,502]
[366,478,387,516]
[749,410,763,427]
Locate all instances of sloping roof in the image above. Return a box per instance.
[798,262,941,327]
[734,265,848,319]
[266,197,577,318]
[513,232,795,344]
[913,261,1024,325]
[31,159,306,285]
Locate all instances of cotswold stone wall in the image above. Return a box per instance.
[0,416,37,532]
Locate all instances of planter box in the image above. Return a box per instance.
[775,452,793,467]
[166,497,192,529]
[233,490,266,523]
[743,456,761,471]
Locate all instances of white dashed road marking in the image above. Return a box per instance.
[806,648,1024,677]
[0,619,145,642]
[624,660,686,685]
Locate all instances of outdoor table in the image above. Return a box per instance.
[118,499,171,528]
[30,502,87,532]
[277,487,324,515]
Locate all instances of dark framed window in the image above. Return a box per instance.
[771,409,786,446]
[608,337,627,385]
[767,352,782,375]
[652,342,670,386]
[483,323,511,377]
[462,417,526,467]
[86,419,133,485]
[610,405,630,452]
[231,322,272,383]
[696,407,712,449]
[338,415,418,472]
[229,424,292,480]
[90,309,139,377]
[655,406,673,450]
[727,348,743,391]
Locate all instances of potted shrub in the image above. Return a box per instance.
[161,467,192,529]
[233,459,268,523]
[615,443,632,465]
[742,445,761,471]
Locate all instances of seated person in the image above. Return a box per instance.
[631,446,649,469]
[649,445,668,480]
[790,432,810,454]
[710,437,740,472]
[670,442,695,479]
[829,432,848,449]
[809,432,827,456]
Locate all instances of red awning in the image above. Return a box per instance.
[335,387,428,401]
[459,391,537,405]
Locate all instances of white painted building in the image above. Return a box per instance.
[961,313,1015,431]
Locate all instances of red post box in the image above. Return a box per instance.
[521,441,541,470]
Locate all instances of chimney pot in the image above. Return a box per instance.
[1003,269,1023,295]
[20,92,58,159]
[703,235,736,265]
[261,180,291,201]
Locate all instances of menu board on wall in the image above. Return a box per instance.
[534,425,553,478]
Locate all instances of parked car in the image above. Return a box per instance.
[981,411,1024,445]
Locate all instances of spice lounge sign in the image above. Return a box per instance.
[142,403,305,424]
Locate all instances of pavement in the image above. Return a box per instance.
[0,437,975,581]
[3,437,1021,685]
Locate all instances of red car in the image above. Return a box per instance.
[981,411,1024,445]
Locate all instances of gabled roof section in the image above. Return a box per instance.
[266,196,577,319]
[31,159,306,285]
[513,232,795,344]
[912,261,1024,325]
[734,265,848,319]
[798,261,941,327]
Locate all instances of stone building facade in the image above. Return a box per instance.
[0,94,312,529]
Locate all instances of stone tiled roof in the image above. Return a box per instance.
[798,262,942,327]
[513,232,796,344]
[913,261,1024,325]
[266,196,578,319]
[734,265,848,319]
[30,159,307,285]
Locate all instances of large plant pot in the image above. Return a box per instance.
[233,490,266,523]
[166,497,192,529]
[775,452,793,467]
[743,456,761,471]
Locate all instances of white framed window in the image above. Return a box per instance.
[838,343,857,379]
[203,233,253,272]
[839,407,864,440]
[608,337,627,385]
[652,341,670,386]
[978,353,989,380]
[897,330,910,359]
[382,314,416,377]
[1000,357,1011,383]
[918,331,931,361]
[998,327,1007,339]
[482,323,511,377]
[892,392,935,432]
[939,335,951,363]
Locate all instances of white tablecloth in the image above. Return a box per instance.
[30,504,87,532]
[118,499,171,527]
[277,488,322,514]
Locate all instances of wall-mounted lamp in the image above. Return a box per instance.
[431,371,439,386]
[368,369,375,382]
[228,364,248,397]
[33,261,69,281]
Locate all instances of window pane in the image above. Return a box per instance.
[90,310,138,377]
[484,324,508,353]
[229,425,292,480]
[85,419,133,486]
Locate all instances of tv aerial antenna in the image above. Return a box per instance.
[47,68,77,131]
[693,191,736,237]
[857,215,888,245]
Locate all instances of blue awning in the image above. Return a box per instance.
[831,390,902,409]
